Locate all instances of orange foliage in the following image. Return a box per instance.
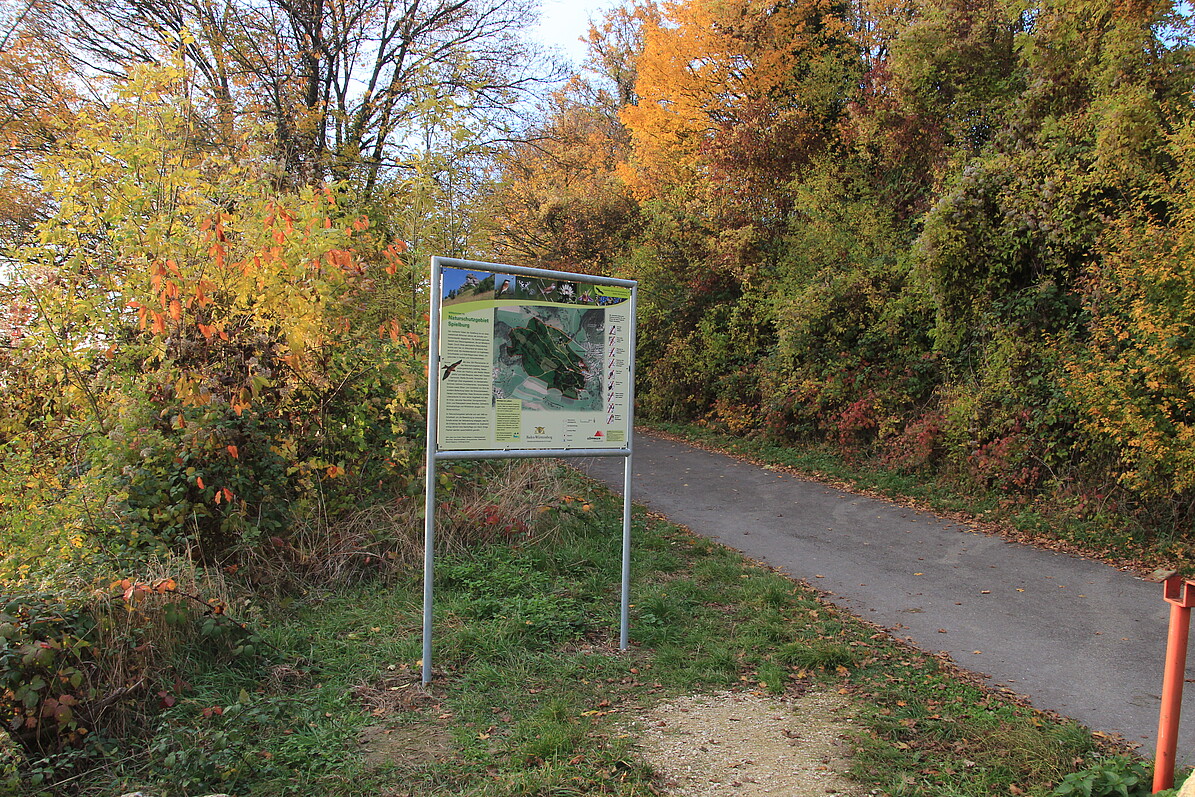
[620,0,852,200]
[0,31,77,242]
[486,78,638,270]
[0,33,75,157]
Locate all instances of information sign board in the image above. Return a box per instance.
[434,264,634,452]
[422,257,638,684]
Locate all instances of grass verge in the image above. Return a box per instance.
[6,468,1165,797]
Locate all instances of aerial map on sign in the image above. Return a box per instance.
[494,307,605,410]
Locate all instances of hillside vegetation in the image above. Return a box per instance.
[484,0,1195,563]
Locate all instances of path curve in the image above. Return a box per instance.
[578,431,1195,761]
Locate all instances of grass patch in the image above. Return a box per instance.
[3,467,1156,796]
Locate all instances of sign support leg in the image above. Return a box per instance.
[423,254,442,687]
[422,455,437,686]
[620,450,632,650]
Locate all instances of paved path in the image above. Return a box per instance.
[578,431,1195,761]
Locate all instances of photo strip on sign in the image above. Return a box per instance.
[436,266,633,452]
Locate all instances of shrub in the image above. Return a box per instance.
[1052,756,1152,797]
[0,594,96,756]
[0,566,263,787]
[1,61,426,566]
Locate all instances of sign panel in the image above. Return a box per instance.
[435,265,633,451]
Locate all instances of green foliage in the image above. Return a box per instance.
[88,333,425,558]
[1052,756,1152,797]
[883,0,1026,164]
[915,149,1091,351]
[0,594,95,757]
[581,0,1195,552]
[0,432,122,587]
[0,577,265,785]
[1065,119,1195,501]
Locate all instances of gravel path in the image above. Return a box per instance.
[635,690,868,797]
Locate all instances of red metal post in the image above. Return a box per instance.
[1154,577,1195,793]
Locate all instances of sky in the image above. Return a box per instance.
[531,0,622,68]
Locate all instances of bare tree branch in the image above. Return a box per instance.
[27,0,563,187]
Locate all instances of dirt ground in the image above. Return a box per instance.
[357,685,868,795]
[634,690,869,797]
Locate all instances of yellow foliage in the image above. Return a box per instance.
[1066,119,1195,495]
[12,59,378,422]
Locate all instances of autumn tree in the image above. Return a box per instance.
[482,81,639,271]
[1,60,424,560]
[27,0,557,188]
[475,2,660,273]
[0,8,78,246]
[583,0,659,110]
[621,0,857,207]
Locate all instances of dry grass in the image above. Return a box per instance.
[433,459,569,551]
[247,459,570,591]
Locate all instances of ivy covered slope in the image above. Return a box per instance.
[483,0,1195,564]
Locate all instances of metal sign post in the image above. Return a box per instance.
[422,257,637,685]
[1154,576,1195,792]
